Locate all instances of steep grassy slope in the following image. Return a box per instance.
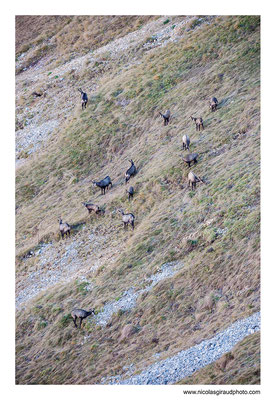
[15,15,159,72]
[15,15,260,384]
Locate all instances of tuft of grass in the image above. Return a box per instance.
[59,314,72,328]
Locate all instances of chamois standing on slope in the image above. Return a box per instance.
[93,176,112,195]
[159,110,171,126]
[82,202,105,216]
[78,88,88,110]
[190,116,204,131]
[58,218,71,239]
[187,171,205,191]
[183,153,199,168]
[182,134,190,151]
[125,160,137,184]
[126,186,134,200]
[209,96,218,112]
[119,210,135,230]
[71,308,95,328]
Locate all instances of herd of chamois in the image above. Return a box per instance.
[57,90,219,327]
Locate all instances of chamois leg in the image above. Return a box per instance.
[73,316,78,328]
[131,221,135,230]
[79,317,83,328]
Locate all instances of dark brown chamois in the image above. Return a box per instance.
[183,153,198,168]
[78,88,88,110]
[93,176,112,195]
[182,134,190,151]
[71,308,95,328]
[188,171,205,190]
[32,91,42,97]
[82,202,105,216]
[159,110,171,126]
[209,97,218,112]
[190,116,204,131]
[125,160,137,184]
[126,186,134,200]
[58,218,71,239]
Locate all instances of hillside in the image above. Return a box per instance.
[15,15,260,385]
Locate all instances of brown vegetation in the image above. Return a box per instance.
[15,15,260,385]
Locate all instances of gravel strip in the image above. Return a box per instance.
[16,234,107,309]
[94,261,184,326]
[16,119,60,156]
[106,312,260,385]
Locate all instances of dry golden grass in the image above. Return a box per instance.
[15,15,260,384]
[176,332,260,384]
[16,15,159,72]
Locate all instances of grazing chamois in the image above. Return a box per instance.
[93,176,112,195]
[182,134,190,151]
[183,153,198,168]
[190,116,204,131]
[159,110,171,126]
[32,91,42,97]
[187,171,205,190]
[58,218,71,239]
[126,186,134,200]
[209,97,218,112]
[78,88,88,110]
[82,202,104,216]
[125,160,137,183]
[119,210,135,230]
[71,308,95,328]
